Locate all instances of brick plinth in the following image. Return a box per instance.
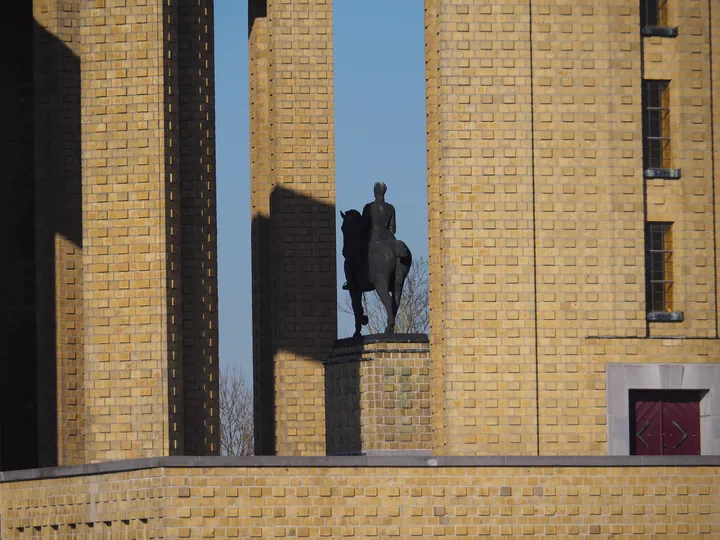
[325,335,431,455]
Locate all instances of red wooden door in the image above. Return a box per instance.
[631,390,701,456]
[662,399,700,455]
[633,398,662,455]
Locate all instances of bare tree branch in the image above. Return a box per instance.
[340,255,429,335]
[219,366,254,456]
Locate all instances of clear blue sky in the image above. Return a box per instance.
[215,1,427,378]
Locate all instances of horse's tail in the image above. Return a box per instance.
[394,240,412,282]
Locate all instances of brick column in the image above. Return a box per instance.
[177,0,220,456]
[33,0,84,467]
[79,0,213,462]
[249,0,275,455]
[424,0,447,455]
[426,0,538,455]
[250,0,337,456]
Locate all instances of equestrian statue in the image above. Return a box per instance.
[341,182,412,337]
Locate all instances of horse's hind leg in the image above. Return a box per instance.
[393,273,404,319]
[391,242,412,325]
[375,280,395,334]
[350,288,365,337]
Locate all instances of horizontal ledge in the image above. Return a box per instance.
[2,455,719,483]
[325,349,431,363]
[334,333,429,348]
[587,335,720,340]
[641,26,679,37]
[644,168,682,179]
[647,311,684,322]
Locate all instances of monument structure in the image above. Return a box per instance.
[1,0,719,537]
[341,182,413,337]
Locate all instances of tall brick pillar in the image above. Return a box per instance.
[250,0,337,456]
[425,0,538,455]
[33,0,84,467]
[79,0,219,462]
[177,0,220,458]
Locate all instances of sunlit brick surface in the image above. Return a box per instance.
[426,0,720,456]
[325,341,432,455]
[1,464,718,537]
[78,0,218,462]
[250,0,336,456]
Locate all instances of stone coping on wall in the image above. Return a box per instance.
[333,333,429,348]
[2,455,719,483]
[328,333,430,362]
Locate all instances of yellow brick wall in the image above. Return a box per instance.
[531,0,646,455]
[177,0,220,457]
[1,464,718,537]
[427,0,720,456]
[33,0,85,467]
[250,0,336,456]
[426,0,538,456]
[78,0,221,461]
[642,1,717,338]
[80,0,181,461]
[424,0,448,455]
[249,0,275,455]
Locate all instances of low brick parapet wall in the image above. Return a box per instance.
[1,456,719,538]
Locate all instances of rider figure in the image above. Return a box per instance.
[341,182,396,290]
[362,182,396,244]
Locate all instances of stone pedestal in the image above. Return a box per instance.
[324,334,431,455]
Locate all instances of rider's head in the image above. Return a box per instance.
[374,182,387,200]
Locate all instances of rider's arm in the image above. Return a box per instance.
[362,203,372,232]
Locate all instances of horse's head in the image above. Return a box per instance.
[340,209,366,259]
[340,209,363,233]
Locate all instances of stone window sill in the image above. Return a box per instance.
[641,26,679,38]
[644,168,681,180]
[647,312,684,322]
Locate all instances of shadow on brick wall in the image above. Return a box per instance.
[252,186,337,455]
[325,361,361,455]
[32,17,83,469]
[0,6,82,470]
[0,1,39,472]
[248,0,266,36]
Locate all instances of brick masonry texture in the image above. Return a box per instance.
[250,0,337,456]
[325,341,432,455]
[33,0,85,468]
[427,0,539,456]
[79,0,219,462]
[177,0,220,458]
[425,0,720,456]
[0,0,219,468]
[1,462,719,538]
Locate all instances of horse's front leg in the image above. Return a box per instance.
[350,288,365,337]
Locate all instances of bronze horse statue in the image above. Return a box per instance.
[340,209,412,336]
